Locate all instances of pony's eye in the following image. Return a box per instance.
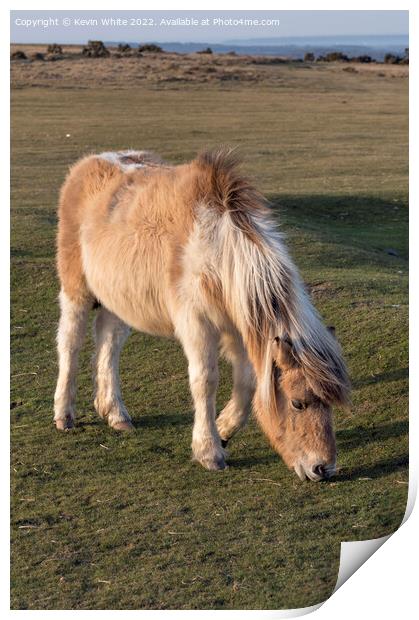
[291,399,305,411]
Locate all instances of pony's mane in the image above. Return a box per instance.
[194,148,269,247]
[194,147,351,412]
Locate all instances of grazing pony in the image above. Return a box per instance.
[54,148,350,481]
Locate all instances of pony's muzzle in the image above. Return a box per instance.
[295,461,336,482]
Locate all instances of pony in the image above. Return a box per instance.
[53,148,350,481]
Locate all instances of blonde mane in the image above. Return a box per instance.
[193,149,350,408]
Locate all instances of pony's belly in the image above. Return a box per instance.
[82,245,175,337]
[104,292,174,337]
[92,279,174,337]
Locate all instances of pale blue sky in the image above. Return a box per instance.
[11,10,408,44]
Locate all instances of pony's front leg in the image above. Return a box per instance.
[93,307,134,431]
[54,290,90,430]
[177,316,226,470]
[216,332,255,446]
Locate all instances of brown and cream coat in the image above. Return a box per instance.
[54,148,350,479]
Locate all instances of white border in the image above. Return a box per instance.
[4,2,416,618]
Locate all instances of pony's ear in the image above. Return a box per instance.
[273,337,298,370]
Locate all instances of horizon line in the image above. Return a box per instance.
[11,32,409,46]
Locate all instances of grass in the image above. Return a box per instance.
[11,66,408,610]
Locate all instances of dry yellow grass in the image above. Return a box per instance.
[11,43,408,90]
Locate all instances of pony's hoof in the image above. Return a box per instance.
[221,438,229,448]
[54,417,74,431]
[192,439,228,471]
[205,456,228,471]
[111,420,135,432]
[194,453,228,471]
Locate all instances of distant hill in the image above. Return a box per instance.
[105,34,408,61]
[221,34,408,48]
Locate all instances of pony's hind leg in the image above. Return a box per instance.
[216,332,255,447]
[176,313,226,470]
[54,290,90,430]
[93,307,134,431]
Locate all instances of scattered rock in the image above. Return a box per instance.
[11,50,27,60]
[82,40,110,58]
[384,53,401,65]
[117,43,131,53]
[318,52,349,62]
[47,44,63,55]
[351,55,374,63]
[137,43,163,53]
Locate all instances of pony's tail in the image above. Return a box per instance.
[194,148,350,417]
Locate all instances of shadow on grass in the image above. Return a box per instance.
[11,247,35,258]
[352,367,408,388]
[337,419,408,451]
[227,453,278,468]
[268,193,408,262]
[337,453,408,482]
[136,412,192,428]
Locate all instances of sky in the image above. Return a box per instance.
[11,10,409,45]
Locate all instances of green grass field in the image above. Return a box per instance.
[11,69,408,609]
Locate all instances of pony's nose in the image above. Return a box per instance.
[311,463,326,479]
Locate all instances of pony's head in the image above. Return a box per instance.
[254,329,350,482]
[273,336,338,481]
